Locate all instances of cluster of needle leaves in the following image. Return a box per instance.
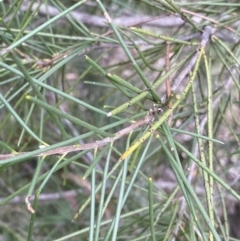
[0,0,240,241]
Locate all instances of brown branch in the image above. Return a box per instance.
[0,111,157,161]
[16,2,185,28]
[10,2,239,40]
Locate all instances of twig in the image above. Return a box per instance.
[0,109,159,161]
[11,2,239,41]
[0,189,83,204]
[12,2,185,28]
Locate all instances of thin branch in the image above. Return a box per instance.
[13,2,185,28]
[0,189,82,204]
[0,109,159,160]
[6,2,238,42]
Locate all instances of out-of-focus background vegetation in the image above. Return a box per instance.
[0,1,240,240]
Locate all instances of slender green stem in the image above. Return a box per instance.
[148,178,156,241]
